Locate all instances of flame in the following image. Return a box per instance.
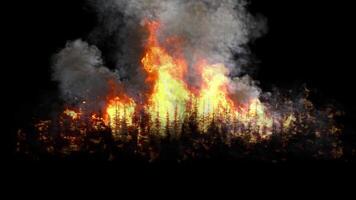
[139,20,274,134]
[141,21,274,132]
[20,20,344,161]
[57,20,273,138]
[104,96,136,133]
[141,21,190,126]
[197,61,233,116]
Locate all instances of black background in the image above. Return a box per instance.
[4,0,356,177]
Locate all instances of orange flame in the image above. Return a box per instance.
[141,21,190,126]
[99,20,273,137]
[197,60,234,116]
[104,96,136,134]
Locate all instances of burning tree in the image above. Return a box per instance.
[16,0,347,162]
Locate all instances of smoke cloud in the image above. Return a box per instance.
[52,40,119,110]
[53,0,267,107]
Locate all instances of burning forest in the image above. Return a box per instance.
[15,0,349,162]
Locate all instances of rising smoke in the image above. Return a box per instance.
[52,40,120,110]
[53,0,266,108]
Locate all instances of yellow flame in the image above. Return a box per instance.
[139,20,274,137]
[197,62,232,116]
[105,97,136,132]
[100,20,274,139]
[142,21,190,126]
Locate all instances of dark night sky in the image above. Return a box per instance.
[5,0,355,143]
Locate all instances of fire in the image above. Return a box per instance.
[53,20,274,139]
[283,114,296,129]
[26,20,276,140]
[18,21,345,161]
[140,20,272,134]
[64,109,80,120]
[104,96,136,134]
[245,99,273,127]
[141,21,190,126]
[197,61,233,116]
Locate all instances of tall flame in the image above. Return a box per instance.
[141,21,190,126]
[102,20,272,136]
[197,61,233,116]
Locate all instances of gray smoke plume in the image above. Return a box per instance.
[53,0,267,107]
[228,75,261,105]
[52,40,120,110]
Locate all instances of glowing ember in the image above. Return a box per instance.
[64,109,80,120]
